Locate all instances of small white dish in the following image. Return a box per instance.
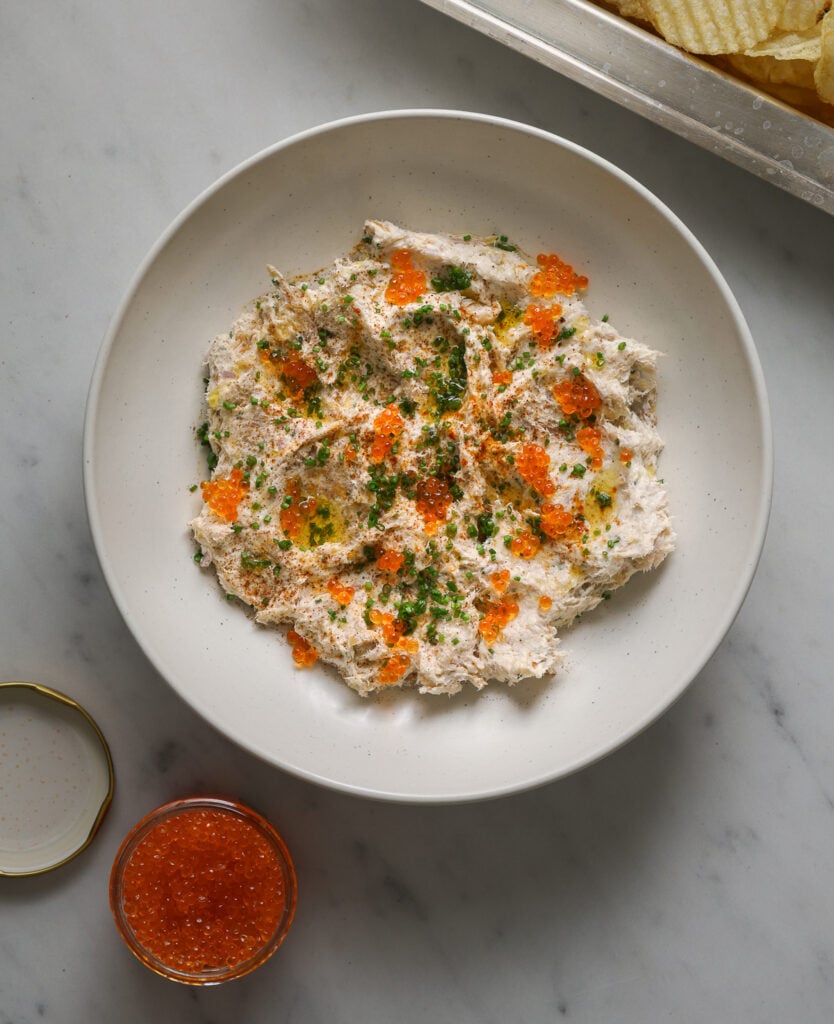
[83,110,772,803]
[0,682,114,875]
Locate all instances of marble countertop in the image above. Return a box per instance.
[2,1,833,1020]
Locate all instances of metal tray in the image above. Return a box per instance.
[419,0,834,213]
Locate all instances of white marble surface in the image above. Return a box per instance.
[2,0,833,1020]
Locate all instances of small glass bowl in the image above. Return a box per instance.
[109,796,297,984]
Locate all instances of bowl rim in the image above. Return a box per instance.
[82,108,773,803]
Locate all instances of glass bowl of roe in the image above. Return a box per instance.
[109,796,297,984]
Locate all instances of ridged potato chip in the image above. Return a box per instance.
[744,23,823,60]
[727,51,818,88]
[603,0,834,124]
[642,0,784,54]
[606,0,652,20]
[777,0,828,32]
[815,6,834,103]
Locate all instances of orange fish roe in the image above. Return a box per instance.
[118,805,289,976]
[344,444,357,463]
[396,636,419,655]
[539,502,574,539]
[376,549,404,572]
[369,609,405,647]
[327,578,355,606]
[511,531,541,559]
[257,347,318,396]
[201,467,247,523]
[384,249,426,306]
[279,479,317,542]
[492,370,513,386]
[576,425,604,470]
[530,253,589,298]
[539,595,553,612]
[478,597,520,646]
[516,443,556,497]
[523,304,563,347]
[287,629,318,667]
[279,355,319,396]
[552,374,601,419]
[369,403,405,463]
[415,475,453,534]
[378,653,411,685]
[491,569,510,593]
[620,448,633,464]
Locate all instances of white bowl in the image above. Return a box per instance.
[84,110,771,803]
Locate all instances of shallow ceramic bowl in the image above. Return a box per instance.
[84,110,771,802]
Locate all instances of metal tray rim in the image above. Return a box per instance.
[419,0,834,214]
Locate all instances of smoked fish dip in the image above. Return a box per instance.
[191,221,674,696]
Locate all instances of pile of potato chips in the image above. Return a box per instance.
[607,0,834,124]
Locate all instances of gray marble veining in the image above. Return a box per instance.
[2,0,834,1021]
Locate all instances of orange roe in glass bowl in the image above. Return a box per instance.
[109,797,297,985]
